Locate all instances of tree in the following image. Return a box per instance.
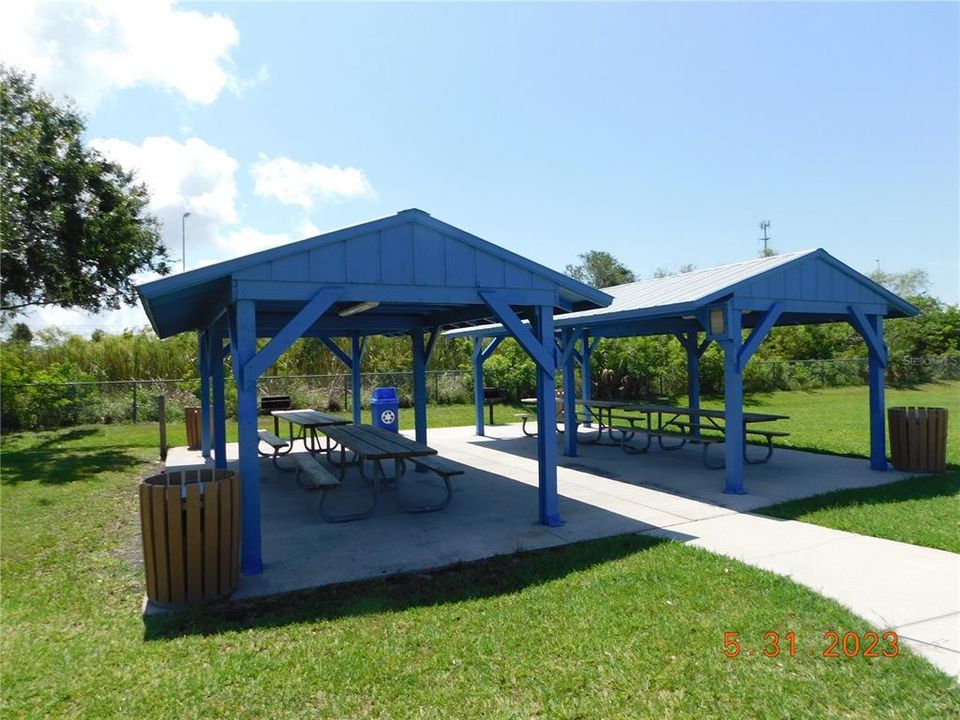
[869,268,930,298]
[0,67,170,316]
[8,322,32,343]
[565,250,635,288]
[653,263,696,278]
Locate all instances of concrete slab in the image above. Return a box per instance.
[163,423,958,679]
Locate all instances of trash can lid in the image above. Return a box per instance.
[371,386,398,401]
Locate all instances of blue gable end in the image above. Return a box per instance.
[137,209,611,338]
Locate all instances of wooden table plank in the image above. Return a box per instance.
[271,409,349,428]
[321,424,437,460]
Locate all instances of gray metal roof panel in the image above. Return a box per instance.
[558,250,815,322]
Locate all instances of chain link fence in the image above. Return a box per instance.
[0,371,474,431]
[2,355,957,431]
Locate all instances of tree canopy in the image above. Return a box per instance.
[565,250,636,288]
[0,67,170,316]
[869,268,930,298]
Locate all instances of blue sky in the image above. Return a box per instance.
[4,1,957,333]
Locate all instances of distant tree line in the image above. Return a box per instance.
[2,253,956,429]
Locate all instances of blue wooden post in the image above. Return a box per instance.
[472,338,485,436]
[721,307,745,494]
[198,330,211,458]
[562,330,578,458]
[209,321,227,470]
[581,332,593,427]
[351,336,364,425]
[685,331,701,437]
[534,305,562,526]
[233,300,263,576]
[412,327,428,446]
[867,315,887,471]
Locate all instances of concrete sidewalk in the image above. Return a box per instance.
[166,423,958,679]
[434,425,960,680]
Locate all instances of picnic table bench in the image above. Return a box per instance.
[318,424,458,521]
[608,405,790,468]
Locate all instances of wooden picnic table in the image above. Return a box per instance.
[610,404,790,466]
[317,424,439,521]
[270,408,350,455]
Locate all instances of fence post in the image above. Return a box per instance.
[157,395,167,460]
[132,381,138,422]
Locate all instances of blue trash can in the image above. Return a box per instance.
[371,387,399,432]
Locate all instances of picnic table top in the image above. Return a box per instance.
[521,398,788,423]
[270,409,350,428]
[321,424,437,461]
[627,404,789,423]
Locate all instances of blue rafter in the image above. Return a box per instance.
[479,291,555,374]
[244,288,343,383]
[319,336,353,367]
[737,302,784,371]
[848,305,888,366]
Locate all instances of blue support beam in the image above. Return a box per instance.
[472,336,504,436]
[472,338,485,436]
[681,331,701,437]
[209,321,227,469]
[244,288,342,382]
[198,330,211,458]
[351,336,366,425]
[318,336,352,367]
[412,327,428,448]
[533,305,562,526]
[581,333,595,426]
[480,291,555,373]
[424,328,440,364]
[738,303,784,371]
[867,316,888,471]
[562,329,578,457]
[847,307,889,471]
[720,306,745,494]
[231,300,263,575]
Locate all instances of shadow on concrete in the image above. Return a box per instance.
[143,532,671,641]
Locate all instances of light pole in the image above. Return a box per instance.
[181,211,191,271]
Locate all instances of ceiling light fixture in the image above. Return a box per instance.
[338,301,380,317]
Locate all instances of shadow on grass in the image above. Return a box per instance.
[144,532,669,641]
[1,426,148,485]
[755,467,960,519]
[1,449,145,485]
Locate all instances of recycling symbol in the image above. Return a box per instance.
[380,409,396,425]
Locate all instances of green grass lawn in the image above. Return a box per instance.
[1,426,958,717]
[709,381,959,551]
[2,384,959,716]
[756,469,960,553]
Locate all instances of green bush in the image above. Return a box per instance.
[0,355,99,429]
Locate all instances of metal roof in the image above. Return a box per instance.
[559,250,815,322]
[137,209,612,338]
[446,248,918,338]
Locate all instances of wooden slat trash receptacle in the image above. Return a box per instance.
[184,407,202,450]
[139,469,240,606]
[888,407,948,473]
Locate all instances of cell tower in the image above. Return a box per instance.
[759,220,772,256]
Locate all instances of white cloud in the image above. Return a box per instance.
[23,301,154,336]
[91,136,239,222]
[298,219,322,238]
[215,227,291,257]
[0,0,240,109]
[251,154,375,209]
[90,135,239,271]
